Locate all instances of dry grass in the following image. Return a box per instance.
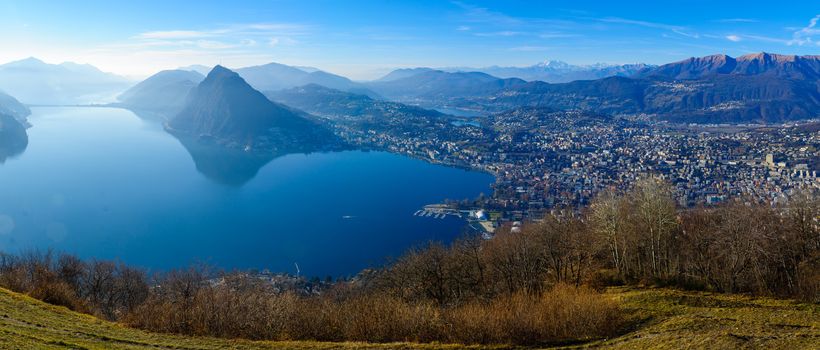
[447,284,621,345]
[2,285,817,349]
[0,286,499,349]
[126,284,622,345]
[583,286,820,349]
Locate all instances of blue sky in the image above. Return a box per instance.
[0,0,817,79]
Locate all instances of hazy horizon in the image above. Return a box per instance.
[0,1,817,80]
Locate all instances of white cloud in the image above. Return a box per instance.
[133,23,309,47]
[741,34,789,44]
[788,14,820,46]
[195,40,236,49]
[474,31,523,37]
[509,46,552,52]
[539,32,579,39]
[268,37,297,47]
[715,18,758,23]
[243,23,308,32]
[726,35,741,42]
[599,17,700,39]
[69,22,311,77]
[136,30,210,40]
[456,25,471,31]
[451,1,521,26]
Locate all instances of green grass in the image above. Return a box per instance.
[581,287,820,349]
[0,286,817,349]
[0,287,494,350]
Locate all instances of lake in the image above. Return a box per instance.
[0,107,494,277]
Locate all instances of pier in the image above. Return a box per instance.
[412,203,496,236]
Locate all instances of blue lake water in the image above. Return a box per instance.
[0,107,494,277]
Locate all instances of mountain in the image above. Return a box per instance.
[169,65,336,151]
[116,70,205,115]
[376,68,436,82]
[480,53,820,123]
[635,53,820,80]
[0,91,30,123]
[0,113,28,163]
[177,64,212,76]
[365,70,526,104]
[266,84,445,120]
[0,57,132,105]
[444,61,653,83]
[235,62,379,97]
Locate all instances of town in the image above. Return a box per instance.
[333,107,820,225]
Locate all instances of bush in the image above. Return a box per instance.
[30,280,86,312]
[447,284,622,345]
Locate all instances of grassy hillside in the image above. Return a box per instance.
[594,287,819,349]
[0,287,486,350]
[0,285,817,350]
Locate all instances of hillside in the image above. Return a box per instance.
[236,62,379,97]
[266,84,445,120]
[0,286,475,350]
[0,57,131,105]
[447,62,653,83]
[117,69,205,115]
[169,65,336,152]
[634,53,820,80]
[1,285,816,349]
[478,53,820,123]
[365,70,526,103]
[0,91,30,123]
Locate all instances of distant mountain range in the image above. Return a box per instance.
[0,57,132,105]
[5,53,815,125]
[480,53,820,123]
[266,84,445,120]
[634,53,820,80]
[441,61,653,83]
[177,65,212,76]
[375,68,437,82]
[117,69,205,115]
[235,62,379,97]
[168,65,337,152]
[364,70,526,104]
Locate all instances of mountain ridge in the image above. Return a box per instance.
[266,84,446,120]
[449,52,820,123]
[236,62,379,97]
[365,70,526,105]
[117,69,205,115]
[169,65,336,152]
[441,62,653,83]
[635,52,820,80]
[0,57,132,105]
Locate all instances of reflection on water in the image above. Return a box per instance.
[0,107,495,276]
[126,109,173,123]
[173,135,280,186]
[128,107,314,186]
[0,114,28,163]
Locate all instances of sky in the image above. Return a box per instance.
[0,0,818,80]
